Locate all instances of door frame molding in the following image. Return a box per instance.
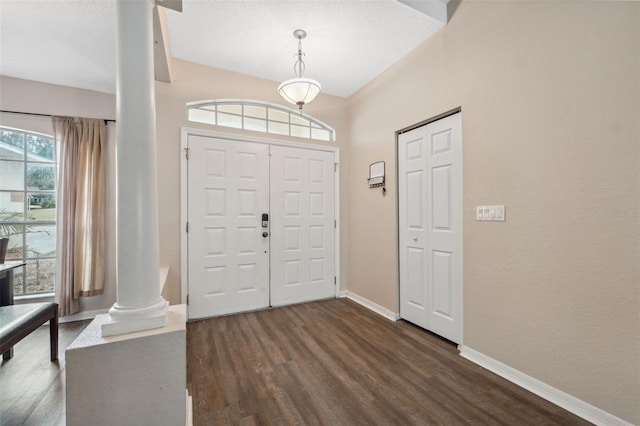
[179,127,341,308]
[396,107,462,135]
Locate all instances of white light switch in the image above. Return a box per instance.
[476,205,506,221]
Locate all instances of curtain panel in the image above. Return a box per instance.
[53,117,106,317]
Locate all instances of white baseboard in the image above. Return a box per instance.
[459,346,633,426]
[342,291,399,321]
[186,389,193,426]
[59,308,109,324]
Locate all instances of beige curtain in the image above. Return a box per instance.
[53,117,106,316]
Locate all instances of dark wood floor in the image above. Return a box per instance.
[0,300,591,425]
[187,298,591,426]
[0,319,89,426]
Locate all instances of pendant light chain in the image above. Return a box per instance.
[294,36,306,78]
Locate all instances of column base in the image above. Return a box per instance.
[102,298,168,337]
[67,305,186,426]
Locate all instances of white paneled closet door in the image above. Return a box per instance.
[398,126,429,328]
[398,113,463,344]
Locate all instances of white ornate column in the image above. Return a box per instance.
[102,0,167,336]
[67,7,186,423]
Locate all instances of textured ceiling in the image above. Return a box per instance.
[0,0,446,98]
[0,0,117,94]
[165,0,446,97]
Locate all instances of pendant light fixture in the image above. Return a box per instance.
[278,29,321,111]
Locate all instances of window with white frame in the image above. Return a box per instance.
[0,126,57,295]
[187,100,335,142]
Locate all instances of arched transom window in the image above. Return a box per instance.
[187,99,335,142]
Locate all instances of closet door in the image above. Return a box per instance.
[187,135,270,319]
[270,145,335,306]
[399,113,463,344]
[399,127,429,328]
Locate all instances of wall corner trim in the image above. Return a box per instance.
[458,346,634,426]
[344,291,400,321]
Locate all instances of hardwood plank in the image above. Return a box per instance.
[187,298,591,426]
[1,299,593,426]
[0,320,89,426]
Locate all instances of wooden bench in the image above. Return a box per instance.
[0,302,58,361]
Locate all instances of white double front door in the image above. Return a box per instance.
[186,135,335,319]
[398,112,463,344]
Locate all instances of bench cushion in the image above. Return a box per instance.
[0,303,58,341]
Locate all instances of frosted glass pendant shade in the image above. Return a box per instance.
[278,77,321,110]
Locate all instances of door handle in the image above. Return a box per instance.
[262,231,269,238]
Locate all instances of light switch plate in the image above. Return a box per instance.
[476,205,506,221]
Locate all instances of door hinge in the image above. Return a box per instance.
[334,220,337,229]
[186,294,189,305]
[334,276,337,285]
[184,147,191,160]
[186,222,189,233]
[334,162,338,172]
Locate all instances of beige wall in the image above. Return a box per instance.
[1,62,350,312]
[154,58,350,305]
[0,76,117,314]
[3,2,638,420]
[1,63,350,312]
[347,1,639,423]
[0,76,116,121]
